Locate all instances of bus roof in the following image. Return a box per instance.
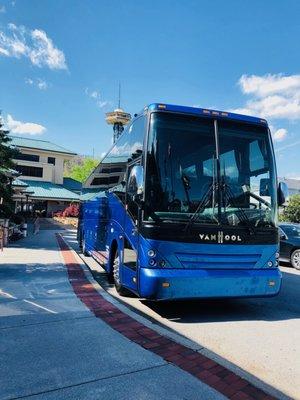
[144,103,268,126]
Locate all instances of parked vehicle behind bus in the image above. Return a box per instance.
[279,223,300,269]
[78,103,288,300]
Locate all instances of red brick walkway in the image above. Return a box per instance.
[56,234,276,400]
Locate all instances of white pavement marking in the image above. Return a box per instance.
[0,289,57,314]
[23,300,57,314]
[0,289,17,299]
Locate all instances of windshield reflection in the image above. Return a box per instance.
[144,113,276,228]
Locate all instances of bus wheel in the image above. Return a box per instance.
[113,250,130,296]
[82,237,90,257]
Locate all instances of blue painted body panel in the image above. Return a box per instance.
[81,192,281,300]
[146,103,267,126]
[139,268,281,300]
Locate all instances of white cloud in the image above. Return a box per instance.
[0,24,67,70]
[232,73,300,121]
[275,139,300,153]
[37,79,48,90]
[0,47,9,56]
[273,128,288,142]
[6,114,46,135]
[29,29,66,69]
[239,74,300,97]
[90,91,99,99]
[85,88,111,109]
[25,77,49,90]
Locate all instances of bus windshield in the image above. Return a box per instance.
[144,112,277,228]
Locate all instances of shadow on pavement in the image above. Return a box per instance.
[141,269,300,323]
[64,229,300,324]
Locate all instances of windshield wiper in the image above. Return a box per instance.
[183,181,217,233]
[179,165,192,211]
[221,180,256,234]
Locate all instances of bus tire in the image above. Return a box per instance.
[113,250,131,296]
[291,249,300,270]
[82,237,90,257]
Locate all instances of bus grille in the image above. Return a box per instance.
[175,252,261,269]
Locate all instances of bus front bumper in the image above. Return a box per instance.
[139,268,282,300]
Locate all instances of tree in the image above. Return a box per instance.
[0,114,18,217]
[64,156,99,183]
[280,194,300,223]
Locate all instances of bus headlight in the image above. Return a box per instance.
[267,261,273,267]
[148,249,156,257]
[149,259,157,267]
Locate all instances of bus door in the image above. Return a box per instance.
[121,160,141,292]
[94,197,109,267]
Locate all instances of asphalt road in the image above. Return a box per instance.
[64,230,300,400]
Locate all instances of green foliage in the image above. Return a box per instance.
[280,194,300,223]
[0,115,19,217]
[64,156,99,183]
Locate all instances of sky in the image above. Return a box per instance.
[0,0,300,178]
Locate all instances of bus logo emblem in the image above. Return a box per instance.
[199,232,242,243]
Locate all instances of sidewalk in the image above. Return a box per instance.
[0,229,224,400]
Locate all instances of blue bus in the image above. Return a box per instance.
[78,103,288,300]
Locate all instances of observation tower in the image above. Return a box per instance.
[105,84,131,143]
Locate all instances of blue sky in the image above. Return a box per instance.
[0,0,300,178]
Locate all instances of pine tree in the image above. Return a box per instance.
[0,114,18,217]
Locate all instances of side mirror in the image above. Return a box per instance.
[278,182,289,207]
[260,178,270,196]
[128,165,144,198]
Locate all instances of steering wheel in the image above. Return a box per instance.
[168,199,182,211]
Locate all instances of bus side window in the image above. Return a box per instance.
[108,116,145,203]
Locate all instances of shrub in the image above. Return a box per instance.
[281,194,300,223]
[62,203,79,218]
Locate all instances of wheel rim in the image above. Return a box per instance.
[113,253,121,285]
[292,251,300,268]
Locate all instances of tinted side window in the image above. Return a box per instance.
[108,116,145,201]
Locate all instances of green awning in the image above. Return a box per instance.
[20,180,80,201]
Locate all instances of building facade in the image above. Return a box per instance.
[278,177,300,196]
[11,136,80,216]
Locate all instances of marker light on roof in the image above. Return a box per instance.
[221,112,228,116]
[203,110,210,114]
[212,111,219,115]
[158,104,166,109]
